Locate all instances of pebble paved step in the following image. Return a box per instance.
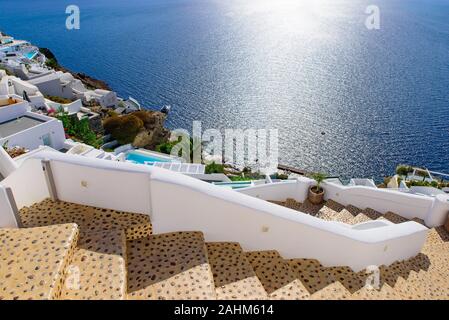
[316,206,355,223]
[60,229,127,300]
[127,231,216,300]
[19,199,152,240]
[350,213,373,225]
[391,271,426,300]
[0,224,79,300]
[285,198,302,211]
[324,200,346,212]
[206,242,267,300]
[378,211,409,224]
[350,208,382,225]
[351,283,405,300]
[245,251,310,300]
[310,282,350,300]
[298,200,323,216]
[287,258,367,295]
[343,205,363,217]
[411,269,449,300]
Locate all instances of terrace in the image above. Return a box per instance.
[0,96,19,107]
[0,115,45,138]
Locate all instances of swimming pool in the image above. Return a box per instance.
[125,150,176,164]
[212,181,254,190]
[24,50,37,60]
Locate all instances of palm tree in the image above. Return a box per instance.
[310,172,327,193]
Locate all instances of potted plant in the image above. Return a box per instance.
[308,172,327,205]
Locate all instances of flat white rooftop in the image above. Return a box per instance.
[0,115,45,138]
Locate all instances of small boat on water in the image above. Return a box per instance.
[160,105,171,114]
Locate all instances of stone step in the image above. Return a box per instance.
[393,257,449,300]
[245,251,310,300]
[316,206,355,223]
[350,213,373,225]
[391,271,426,300]
[127,231,216,300]
[0,223,79,300]
[350,208,383,225]
[19,199,152,241]
[351,283,405,300]
[362,208,383,220]
[324,199,346,213]
[285,198,302,211]
[287,259,366,296]
[310,282,351,300]
[413,269,449,300]
[298,200,323,216]
[206,242,267,300]
[316,203,367,224]
[343,205,364,217]
[60,229,127,300]
[377,211,409,224]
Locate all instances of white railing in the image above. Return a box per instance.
[0,151,430,271]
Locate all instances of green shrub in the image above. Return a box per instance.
[39,47,57,61]
[205,162,224,174]
[45,58,59,69]
[396,165,413,176]
[309,172,327,191]
[156,140,180,155]
[271,172,289,180]
[229,175,252,182]
[56,109,101,148]
[155,136,200,160]
[407,180,439,188]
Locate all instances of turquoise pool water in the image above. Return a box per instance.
[213,181,253,190]
[126,151,172,164]
[24,50,37,60]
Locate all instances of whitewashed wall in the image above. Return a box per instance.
[0,152,430,271]
[0,113,66,151]
[11,77,39,96]
[149,176,428,271]
[239,179,449,228]
[239,178,310,202]
[0,185,18,228]
[50,158,152,216]
[0,144,18,177]
[0,158,49,208]
[0,100,28,121]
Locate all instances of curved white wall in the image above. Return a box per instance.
[239,179,449,228]
[0,146,19,178]
[1,152,429,271]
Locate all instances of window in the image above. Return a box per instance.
[42,133,52,147]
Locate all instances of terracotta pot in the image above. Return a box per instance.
[308,186,324,205]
